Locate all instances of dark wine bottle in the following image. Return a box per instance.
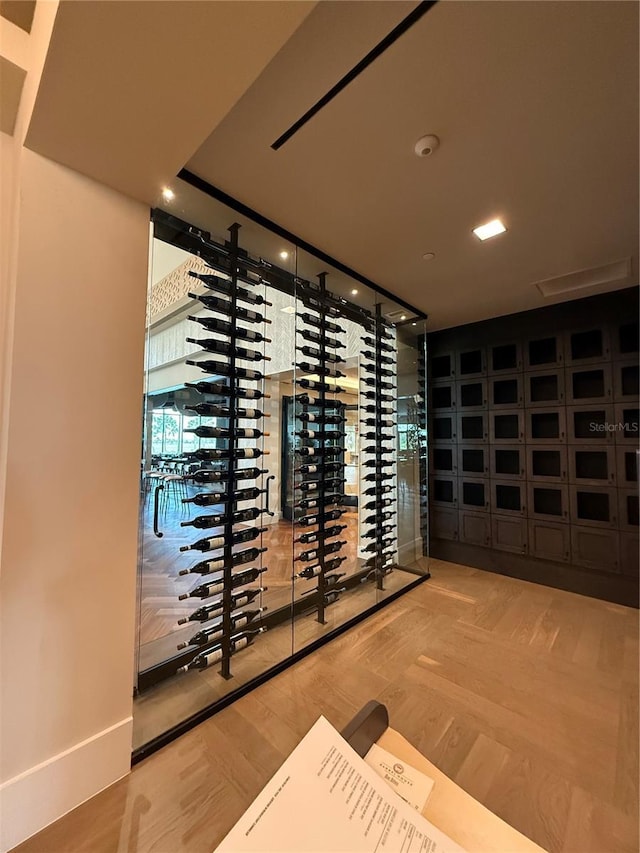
[360,419,395,428]
[188,292,270,324]
[361,336,394,353]
[294,393,340,409]
[362,350,395,364]
[188,271,271,307]
[363,539,395,553]
[178,547,267,577]
[186,359,264,381]
[362,473,394,482]
[296,345,344,364]
[362,524,396,539]
[363,511,394,525]
[303,297,340,317]
[180,526,267,553]
[177,627,267,672]
[362,484,393,496]
[360,390,394,402]
[190,467,267,485]
[362,460,394,468]
[362,497,396,510]
[297,478,345,492]
[296,445,343,457]
[185,380,269,400]
[299,312,344,334]
[297,378,345,393]
[295,462,343,476]
[188,315,271,344]
[297,329,345,349]
[294,540,346,562]
[361,364,394,378]
[181,507,266,530]
[294,524,347,544]
[361,431,394,442]
[296,429,345,440]
[296,508,345,526]
[360,406,396,416]
[183,487,266,507]
[185,402,269,420]
[298,413,346,425]
[186,338,270,363]
[361,377,395,390]
[185,425,268,439]
[176,587,265,624]
[178,566,267,599]
[295,362,346,378]
[324,590,343,606]
[294,563,322,579]
[177,608,266,649]
[186,447,269,462]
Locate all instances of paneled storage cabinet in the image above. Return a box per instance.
[429,302,639,598]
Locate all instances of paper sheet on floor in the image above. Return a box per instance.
[214,715,466,853]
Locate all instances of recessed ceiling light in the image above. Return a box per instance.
[412,322,417,326]
[422,252,435,261]
[161,187,175,201]
[351,288,358,295]
[473,218,506,241]
[279,251,289,260]
[281,305,295,314]
[400,315,407,321]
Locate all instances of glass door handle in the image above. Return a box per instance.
[265,474,276,517]
[153,483,165,538]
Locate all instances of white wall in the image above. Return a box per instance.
[0,147,149,850]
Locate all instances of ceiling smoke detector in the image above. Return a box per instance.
[414,134,440,157]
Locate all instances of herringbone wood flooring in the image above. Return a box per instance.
[13,559,639,853]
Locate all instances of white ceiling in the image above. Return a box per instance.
[187,0,639,330]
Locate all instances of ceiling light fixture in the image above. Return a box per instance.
[414,134,440,157]
[161,187,175,201]
[351,288,358,295]
[473,218,506,241]
[400,315,407,321]
[279,251,289,260]
[422,252,435,261]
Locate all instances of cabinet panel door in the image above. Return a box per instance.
[524,369,565,407]
[430,507,458,541]
[569,485,618,529]
[528,519,571,563]
[618,488,639,533]
[528,483,569,523]
[526,446,568,483]
[565,364,613,405]
[619,532,639,577]
[564,326,610,366]
[570,526,620,573]
[488,342,523,375]
[490,445,525,481]
[567,446,616,486]
[525,335,564,371]
[612,360,639,402]
[492,515,528,555]
[459,510,491,547]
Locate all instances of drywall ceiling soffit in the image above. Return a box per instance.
[0,0,35,33]
[0,54,26,134]
[187,0,639,330]
[24,0,317,205]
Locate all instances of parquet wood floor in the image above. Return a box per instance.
[14,559,638,853]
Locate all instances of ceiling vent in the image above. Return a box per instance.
[385,309,408,323]
[534,258,632,298]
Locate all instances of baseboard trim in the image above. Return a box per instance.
[431,540,639,608]
[0,717,132,852]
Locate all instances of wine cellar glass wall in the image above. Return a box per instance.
[428,288,639,606]
[133,180,428,752]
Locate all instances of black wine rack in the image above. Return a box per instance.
[293,274,349,623]
[360,305,399,588]
[177,223,270,678]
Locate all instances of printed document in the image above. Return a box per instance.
[215,715,466,852]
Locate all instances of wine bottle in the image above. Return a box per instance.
[181,507,267,530]
[298,413,346,425]
[183,487,266,507]
[362,485,393,496]
[177,608,266,649]
[296,445,343,457]
[177,587,265,624]
[298,477,345,492]
[190,467,267,485]
[361,364,394,378]
[295,462,343,476]
[362,351,395,364]
[296,345,344,364]
[360,406,396,416]
[188,292,270,324]
[186,338,270,363]
[296,429,345,440]
[185,380,269,400]
[185,402,269,420]
[362,473,394,482]
[294,524,347,544]
[294,540,346,562]
[186,447,269,462]
[303,297,340,317]
[188,271,271,306]
[178,567,267,599]
[361,432,394,442]
[188,315,271,344]
[297,378,345,393]
[294,393,340,408]
[360,419,395,428]
[299,312,344,334]
[360,390,394,402]
[185,425,268,439]
[177,627,266,673]
[361,446,394,455]
[298,329,345,349]
[178,547,267,577]
[186,359,264,381]
[363,539,395,554]
[362,525,396,539]
[361,336,394,353]
[180,526,267,553]
[294,563,322,579]
[361,377,395,390]
[295,362,346,378]
[361,460,394,468]
[324,590,343,606]
[363,511,394,525]
[362,497,396,510]
[296,508,345,527]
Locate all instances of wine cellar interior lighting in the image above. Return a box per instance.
[162,187,175,201]
[422,252,435,261]
[279,251,289,260]
[351,289,358,295]
[473,218,507,241]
